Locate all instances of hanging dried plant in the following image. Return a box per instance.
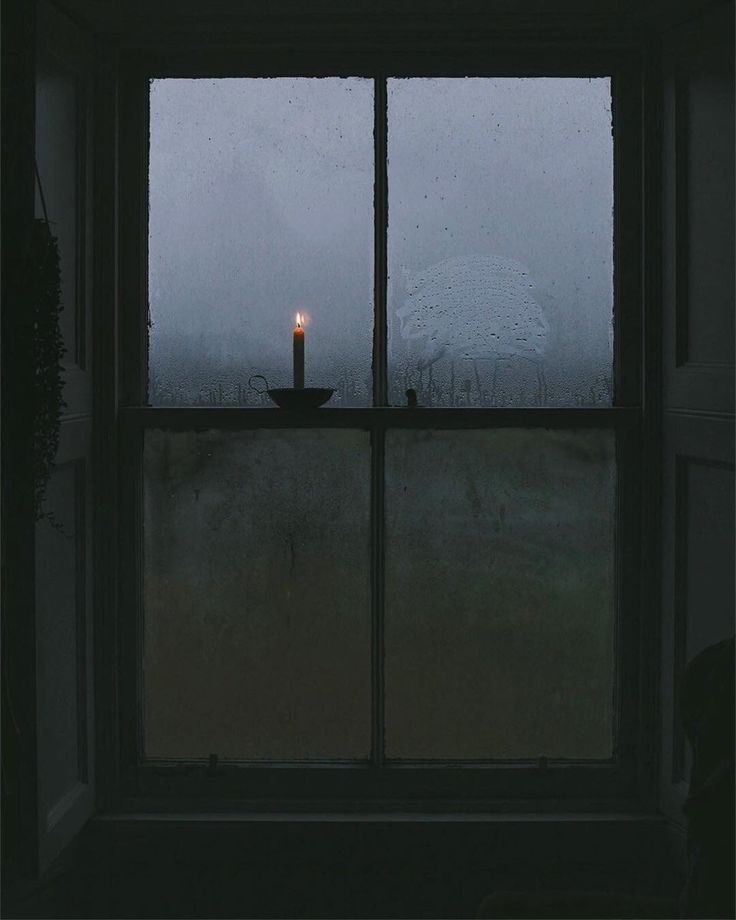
[31,217,66,520]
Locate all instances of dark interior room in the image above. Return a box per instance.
[2,0,734,917]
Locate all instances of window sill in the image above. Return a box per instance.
[95,809,664,823]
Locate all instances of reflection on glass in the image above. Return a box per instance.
[388,78,613,407]
[149,78,374,406]
[385,429,616,759]
[143,429,371,760]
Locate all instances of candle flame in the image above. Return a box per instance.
[295,312,303,328]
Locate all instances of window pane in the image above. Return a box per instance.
[149,78,374,406]
[388,78,613,408]
[143,429,371,759]
[385,429,616,759]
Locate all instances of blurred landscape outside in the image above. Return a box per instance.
[148,77,613,407]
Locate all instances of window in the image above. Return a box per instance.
[117,58,643,806]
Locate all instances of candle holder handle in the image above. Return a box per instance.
[248,374,270,395]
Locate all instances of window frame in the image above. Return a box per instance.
[105,37,650,813]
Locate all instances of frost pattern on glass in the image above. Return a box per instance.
[384,429,616,759]
[148,79,373,406]
[388,78,613,407]
[143,429,371,759]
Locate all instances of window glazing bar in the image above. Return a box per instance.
[370,425,386,766]
[373,76,388,407]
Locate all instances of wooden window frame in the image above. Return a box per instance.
[98,36,652,814]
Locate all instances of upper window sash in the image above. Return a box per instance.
[119,60,642,413]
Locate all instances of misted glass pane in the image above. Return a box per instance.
[388,78,613,407]
[143,429,371,759]
[148,79,374,406]
[385,429,615,759]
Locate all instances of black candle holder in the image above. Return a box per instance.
[249,376,334,409]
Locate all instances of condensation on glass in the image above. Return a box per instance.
[388,78,614,408]
[148,79,374,407]
[143,429,371,760]
[384,429,616,760]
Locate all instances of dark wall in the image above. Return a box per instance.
[1,0,41,888]
[2,0,734,916]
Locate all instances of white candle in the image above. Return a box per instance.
[293,313,304,388]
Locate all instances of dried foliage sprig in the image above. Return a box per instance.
[32,216,66,520]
